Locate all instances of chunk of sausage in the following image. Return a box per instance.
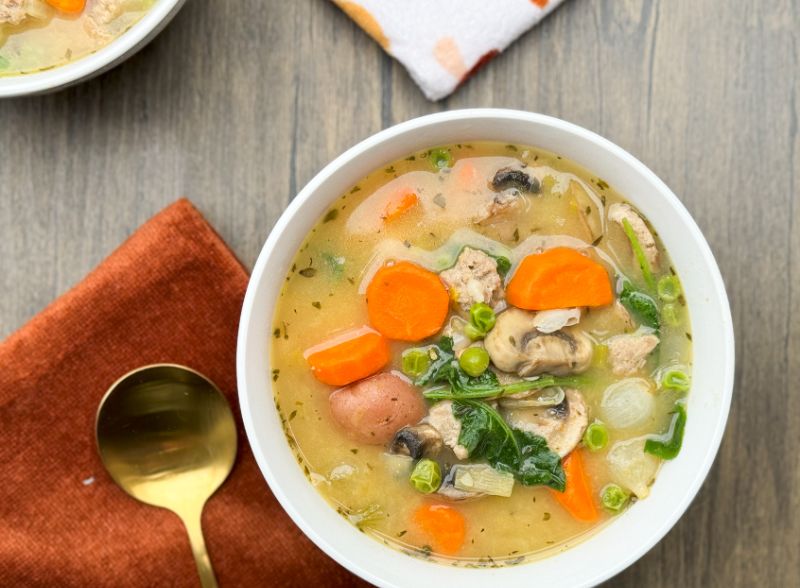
[426,400,469,459]
[329,373,426,445]
[606,333,660,376]
[439,247,504,313]
[608,203,659,270]
[1,0,29,25]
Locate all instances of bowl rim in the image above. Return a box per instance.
[237,108,735,587]
[0,0,185,97]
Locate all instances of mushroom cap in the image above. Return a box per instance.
[484,308,593,377]
[502,388,589,457]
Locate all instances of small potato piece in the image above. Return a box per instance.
[329,373,426,445]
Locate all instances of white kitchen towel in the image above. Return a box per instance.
[332,0,565,101]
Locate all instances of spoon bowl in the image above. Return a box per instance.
[96,364,237,588]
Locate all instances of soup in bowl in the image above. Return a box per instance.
[237,110,734,587]
[0,0,183,96]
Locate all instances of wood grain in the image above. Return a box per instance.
[1,0,798,585]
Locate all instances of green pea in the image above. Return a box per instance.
[459,347,490,377]
[583,421,609,451]
[410,458,441,494]
[429,147,454,170]
[469,302,496,333]
[601,484,630,513]
[402,349,431,379]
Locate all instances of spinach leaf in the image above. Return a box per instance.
[451,400,565,491]
[515,429,566,489]
[415,338,501,396]
[620,281,660,330]
[414,337,455,386]
[644,403,686,460]
[448,367,500,396]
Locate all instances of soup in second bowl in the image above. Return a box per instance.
[0,0,154,76]
[271,141,691,566]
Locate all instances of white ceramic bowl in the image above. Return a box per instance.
[0,0,185,98]
[237,109,734,587]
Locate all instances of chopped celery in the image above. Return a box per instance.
[661,369,691,392]
[661,302,681,326]
[470,303,496,333]
[657,275,682,302]
[583,421,609,451]
[601,484,630,513]
[453,464,515,497]
[592,343,609,368]
[429,148,454,170]
[410,459,441,494]
[402,349,431,379]
[621,218,655,289]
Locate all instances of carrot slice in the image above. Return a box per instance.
[382,190,419,222]
[46,0,86,13]
[413,504,466,555]
[549,450,598,522]
[366,261,449,341]
[456,161,478,188]
[303,326,390,386]
[506,247,613,310]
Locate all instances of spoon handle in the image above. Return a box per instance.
[180,508,219,588]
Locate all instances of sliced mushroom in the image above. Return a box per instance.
[389,424,443,459]
[608,203,659,270]
[531,308,581,333]
[498,386,566,409]
[491,167,541,194]
[503,388,589,457]
[484,308,593,377]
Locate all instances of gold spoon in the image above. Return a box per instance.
[96,364,237,588]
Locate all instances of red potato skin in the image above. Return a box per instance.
[329,373,427,445]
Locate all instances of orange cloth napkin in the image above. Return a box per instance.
[0,200,367,587]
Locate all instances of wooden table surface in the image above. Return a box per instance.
[1,0,797,585]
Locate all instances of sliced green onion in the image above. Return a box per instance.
[470,302,496,333]
[601,484,630,513]
[644,403,687,460]
[410,459,441,494]
[429,148,454,170]
[661,369,691,392]
[661,302,680,327]
[657,275,682,302]
[591,343,609,368]
[583,421,609,451]
[621,218,655,290]
[459,347,490,377]
[402,349,431,379]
